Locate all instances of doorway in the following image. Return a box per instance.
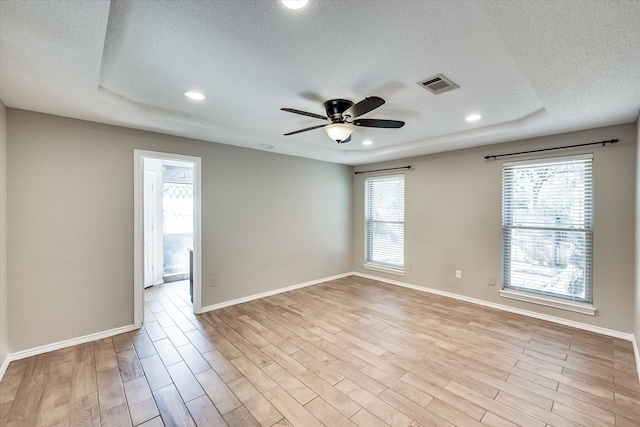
[143,170,158,288]
[134,150,202,328]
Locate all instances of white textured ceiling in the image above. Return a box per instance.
[1,0,639,165]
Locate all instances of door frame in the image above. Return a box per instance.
[133,149,202,328]
[143,169,157,288]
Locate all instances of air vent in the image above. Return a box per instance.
[418,74,459,95]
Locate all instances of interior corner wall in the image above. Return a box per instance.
[353,123,637,333]
[7,109,352,353]
[635,112,640,356]
[0,100,8,366]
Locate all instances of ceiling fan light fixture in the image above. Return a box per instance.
[324,123,354,143]
[281,0,308,10]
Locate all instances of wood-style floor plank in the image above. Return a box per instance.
[130,330,157,360]
[227,376,284,426]
[195,368,242,415]
[223,405,261,427]
[122,376,159,426]
[176,343,210,375]
[116,348,144,382]
[138,354,172,392]
[68,391,100,427]
[263,385,323,427]
[100,402,133,427]
[96,367,127,413]
[378,389,455,427]
[262,362,317,405]
[304,396,358,427]
[165,361,205,403]
[5,356,47,425]
[95,341,118,372]
[185,394,227,427]
[153,384,196,427]
[0,277,638,426]
[336,378,414,426]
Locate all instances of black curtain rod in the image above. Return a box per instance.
[484,139,618,160]
[354,165,411,175]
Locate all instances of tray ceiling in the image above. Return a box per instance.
[1,0,639,165]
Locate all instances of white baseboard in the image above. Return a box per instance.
[0,324,137,379]
[633,334,640,382]
[0,354,10,380]
[200,272,353,313]
[353,272,635,342]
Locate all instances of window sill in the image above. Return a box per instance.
[499,289,596,315]
[363,263,405,277]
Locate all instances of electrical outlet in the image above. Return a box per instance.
[209,277,216,287]
[488,276,496,286]
[455,270,462,279]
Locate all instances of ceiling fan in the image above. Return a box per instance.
[281,96,405,143]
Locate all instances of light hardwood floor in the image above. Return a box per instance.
[1,276,639,426]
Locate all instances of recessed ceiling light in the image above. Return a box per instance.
[362,140,373,146]
[184,90,206,101]
[281,0,308,10]
[466,113,482,122]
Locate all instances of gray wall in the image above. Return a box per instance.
[0,100,8,363]
[3,107,638,356]
[7,109,352,352]
[354,123,636,333]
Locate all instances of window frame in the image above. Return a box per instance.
[363,174,406,276]
[499,154,596,315]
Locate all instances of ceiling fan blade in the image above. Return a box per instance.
[283,124,327,136]
[337,135,351,144]
[346,96,385,119]
[281,108,328,121]
[353,118,405,128]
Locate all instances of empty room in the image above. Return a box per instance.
[0,1,639,426]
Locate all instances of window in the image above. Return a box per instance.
[364,174,405,273]
[502,155,593,308]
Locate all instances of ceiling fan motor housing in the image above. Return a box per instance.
[324,99,353,122]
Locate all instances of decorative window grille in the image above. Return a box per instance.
[163,183,193,234]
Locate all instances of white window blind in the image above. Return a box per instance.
[502,155,593,303]
[365,174,405,269]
